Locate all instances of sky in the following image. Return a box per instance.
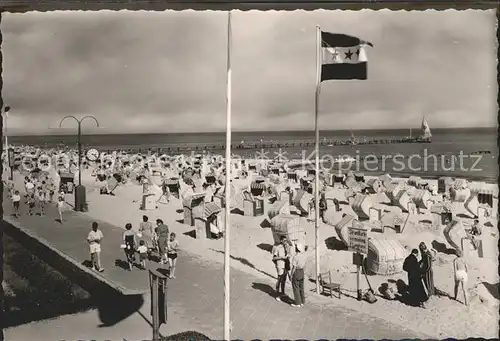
[1,9,497,135]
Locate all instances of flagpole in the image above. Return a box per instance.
[314,25,321,295]
[223,10,232,341]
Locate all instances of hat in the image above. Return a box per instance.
[295,243,304,253]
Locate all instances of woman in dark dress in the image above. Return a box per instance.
[403,248,428,307]
[123,223,137,271]
[419,242,435,297]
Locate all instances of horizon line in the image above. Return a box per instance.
[6,125,497,137]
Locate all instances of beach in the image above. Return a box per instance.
[3,140,499,339]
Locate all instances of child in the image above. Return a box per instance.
[26,193,35,216]
[137,240,148,270]
[166,233,179,279]
[57,196,65,222]
[453,249,469,306]
[12,190,21,217]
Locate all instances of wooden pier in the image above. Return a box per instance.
[109,136,432,155]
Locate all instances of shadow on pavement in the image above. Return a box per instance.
[95,290,145,327]
[251,282,294,305]
[210,249,276,279]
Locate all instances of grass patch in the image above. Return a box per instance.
[158,331,211,341]
[3,233,95,327]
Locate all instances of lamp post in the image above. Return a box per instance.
[59,115,99,212]
[2,105,10,150]
[2,105,12,179]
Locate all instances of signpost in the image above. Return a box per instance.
[348,220,368,300]
[149,268,168,341]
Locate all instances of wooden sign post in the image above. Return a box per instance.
[348,220,368,301]
[149,268,168,341]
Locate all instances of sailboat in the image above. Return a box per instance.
[421,116,432,140]
[349,131,358,146]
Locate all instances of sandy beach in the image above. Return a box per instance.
[3,148,498,339]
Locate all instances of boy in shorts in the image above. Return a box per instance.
[167,233,179,279]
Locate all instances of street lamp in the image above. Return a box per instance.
[59,115,99,212]
[2,105,11,149]
[2,105,12,179]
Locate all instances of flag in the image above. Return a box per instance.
[320,32,373,81]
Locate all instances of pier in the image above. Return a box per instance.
[104,136,432,155]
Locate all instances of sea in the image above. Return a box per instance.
[8,128,499,183]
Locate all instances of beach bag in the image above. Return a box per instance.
[364,290,378,304]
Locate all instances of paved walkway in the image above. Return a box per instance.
[3,191,430,339]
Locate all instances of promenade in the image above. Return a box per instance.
[2,190,429,340]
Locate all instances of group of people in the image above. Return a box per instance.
[272,236,308,308]
[86,215,180,278]
[403,241,469,308]
[123,215,180,277]
[7,174,67,222]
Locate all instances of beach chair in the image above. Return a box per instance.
[319,271,341,299]
[183,193,206,226]
[194,202,222,239]
[242,190,264,217]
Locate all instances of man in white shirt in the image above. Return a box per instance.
[25,180,35,196]
[87,222,105,272]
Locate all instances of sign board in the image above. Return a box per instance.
[348,221,368,255]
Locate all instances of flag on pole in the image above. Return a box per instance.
[320,32,373,81]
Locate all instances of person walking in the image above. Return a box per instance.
[290,243,307,308]
[48,182,56,203]
[419,242,436,298]
[37,188,46,216]
[12,190,21,217]
[167,232,180,279]
[272,236,288,301]
[26,193,35,216]
[156,219,170,264]
[57,196,66,223]
[138,215,155,255]
[87,222,104,272]
[123,223,137,271]
[137,240,148,270]
[25,177,35,198]
[403,248,428,308]
[453,249,469,306]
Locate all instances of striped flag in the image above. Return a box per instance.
[320,32,373,81]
